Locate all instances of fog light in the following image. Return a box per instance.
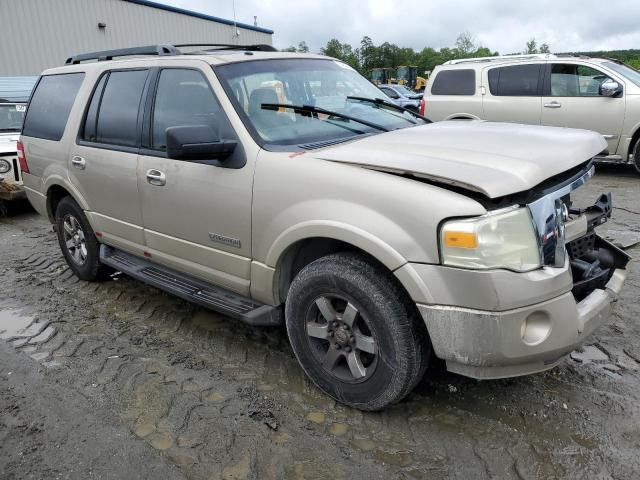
[521,311,551,346]
[0,159,10,174]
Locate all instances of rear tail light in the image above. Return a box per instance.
[419,98,426,116]
[17,141,29,174]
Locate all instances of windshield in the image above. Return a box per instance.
[394,85,417,96]
[0,103,26,132]
[603,62,640,87]
[216,59,423,146]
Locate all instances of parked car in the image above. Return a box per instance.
[379,84,421,111]
[0,76,38,203]
[422,54,640,171]
[20,45,628,410]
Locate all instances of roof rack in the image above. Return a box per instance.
[444,53,557,65]
[176,43,277,52]
[66,45,180,64]
[65,43,277,65]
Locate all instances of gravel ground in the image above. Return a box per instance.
[0,166,639,479]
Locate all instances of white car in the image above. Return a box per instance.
[0,77,37,203]
[422,54,640,171]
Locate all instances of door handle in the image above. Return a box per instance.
[146,169,166,186]
[544,102,562,108]
[71,156,86,170]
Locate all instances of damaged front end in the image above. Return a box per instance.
[526,164,630,303]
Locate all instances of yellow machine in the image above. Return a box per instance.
[369,68,394,86]
[396,66,427,92]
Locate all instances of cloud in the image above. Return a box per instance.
[164,0,640,54]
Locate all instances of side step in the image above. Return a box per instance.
[99,245,282,327]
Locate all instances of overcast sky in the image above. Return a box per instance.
[164,0,640,54]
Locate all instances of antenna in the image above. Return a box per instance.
[232,0,239,43]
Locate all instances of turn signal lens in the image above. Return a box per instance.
[443,231,478,249]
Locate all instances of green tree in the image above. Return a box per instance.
[297,41,309,53]
[455,32,476,57]
[539,43,551,54]
[321,39,359,69]
[526,38,538,54]
[281,45,297,52]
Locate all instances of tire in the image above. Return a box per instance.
[285,252,430,410]
[55,196,111,281]
[633,139,640,174]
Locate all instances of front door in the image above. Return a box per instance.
[541,63,625,154]
[137,67,254,295]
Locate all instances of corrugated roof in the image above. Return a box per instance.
[0,76,38,102]
[122,0,274,34]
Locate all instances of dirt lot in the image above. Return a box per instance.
[1,167,639,479]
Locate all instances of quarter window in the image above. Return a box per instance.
[151,69,222,150]
[550,64,613,97]
[431,69,475,95]
[22,73,85,141]
[488,64,541,96]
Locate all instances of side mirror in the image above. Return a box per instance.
[166,125,237,161]
[599,80,623,97]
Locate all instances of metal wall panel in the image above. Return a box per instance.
[0,0,273,75]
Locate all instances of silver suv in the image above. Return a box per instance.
[19,44,629,410]
[423,54,640,171]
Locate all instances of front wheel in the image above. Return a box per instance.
[285,252,430,410]
[55,196,112,281]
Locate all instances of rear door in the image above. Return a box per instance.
[69,68,151,253]
[482,63,544,124]
[137,65,253,295]
[540,62,625,154]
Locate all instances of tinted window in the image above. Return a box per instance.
[488,64,541,96]
[550,64,613,97]
[22,73,85,141]
[95,70,148,147]
[81,74,107,142]
[431,69,475,95]
[151,69,222,149]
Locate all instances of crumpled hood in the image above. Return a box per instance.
[314,121,606,198]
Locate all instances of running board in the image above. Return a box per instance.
[99,245,282,326]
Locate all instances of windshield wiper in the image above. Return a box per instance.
[347,96,431,123]
[260,103,389,132]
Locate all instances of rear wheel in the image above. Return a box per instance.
[285,252,430,410]
[55,196,111,281]
[633,139,640,174]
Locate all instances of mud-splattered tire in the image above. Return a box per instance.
[285,252,430,411]
[55,196,111,281]
[633,140,640,174]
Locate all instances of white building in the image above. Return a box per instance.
[0,0,274,75]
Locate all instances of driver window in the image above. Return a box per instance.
[152,69,222,150]
[381,88,400,99]
[550,64,613,97]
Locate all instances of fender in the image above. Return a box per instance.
[265,220,408,272]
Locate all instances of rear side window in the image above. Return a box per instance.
[22,73,85,141]
[488,64,541,96]
[95,70,148,147]
[82,69,148,147]
[431,70,475,95]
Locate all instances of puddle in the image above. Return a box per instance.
[0,309,37,339]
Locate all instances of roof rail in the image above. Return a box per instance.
[65,43,278,65]
[176,43,278,52]
[65,45,180,64]
[444,53,557,65]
